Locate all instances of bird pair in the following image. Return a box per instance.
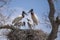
[12,9,39,29]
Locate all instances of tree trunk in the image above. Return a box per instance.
[47,0,60,40]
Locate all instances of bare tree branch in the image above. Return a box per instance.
[47,0,60,40]
[0,25,16,31]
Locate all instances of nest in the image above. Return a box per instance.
[7,29,48,40]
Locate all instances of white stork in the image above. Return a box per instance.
[28,9,39,25]
[12,11,27,24]
[27,18,34,29]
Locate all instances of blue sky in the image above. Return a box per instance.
[8,0,49,16]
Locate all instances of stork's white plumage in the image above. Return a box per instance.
[28,9,39,25]
[12,15,23,24]
[27,18,33,29]
[12,11,27,24]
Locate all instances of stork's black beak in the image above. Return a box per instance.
[28,9,33,13]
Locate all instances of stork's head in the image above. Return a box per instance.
[28,9,33,13]
[22,11,27,17]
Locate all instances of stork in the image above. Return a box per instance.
[27,18,34,29]
[14,21,25,28]
[12,11,27,24]
[28,9,39,25]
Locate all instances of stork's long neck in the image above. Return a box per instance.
[22,13,24,18]
[31,11,34,15]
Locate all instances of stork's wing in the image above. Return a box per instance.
[12,16,22,24]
